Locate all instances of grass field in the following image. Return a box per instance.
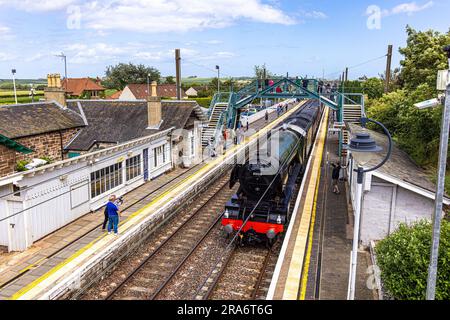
[0,90,44,97]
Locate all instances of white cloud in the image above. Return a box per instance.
[63,42,128,64]
[0,0,77,12]
[303,10,327,19]
[391,1,433,15]
[80,0,296,33]
[380,1,434,16]
[0,52,14,61]
[0,24,13,40]
[205,40,223,45]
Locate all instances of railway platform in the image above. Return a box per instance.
[268,108,376,300]
[0,101,302,300]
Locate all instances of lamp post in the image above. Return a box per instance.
[29,83,36,103]
[216,65,220,94]
[423,45,450,300]
[344,117,392,300]
[11,69,17,104]
[147,73,151,97]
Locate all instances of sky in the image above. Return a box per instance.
[0,0,448,80]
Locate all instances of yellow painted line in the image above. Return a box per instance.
[299,161,322,300]
[282,107,328,300]
[10,101,307,300]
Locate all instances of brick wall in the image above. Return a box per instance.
[0,128,80,178]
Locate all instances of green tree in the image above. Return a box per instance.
[375,220,450,300]
[399,26,450,92]
[254,64,273,79]
[164,76,175,84]
[103,63,161,90]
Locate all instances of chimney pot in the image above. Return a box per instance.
[151,81,158,97]
[147,83,162,129]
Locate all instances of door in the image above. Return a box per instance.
[143,148,149,181]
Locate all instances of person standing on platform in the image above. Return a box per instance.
[265,110,269,122]
[331,163,341,194]
[106,195,121,236]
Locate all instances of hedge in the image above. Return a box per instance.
[375,220,450,300]
[191,97,212,108]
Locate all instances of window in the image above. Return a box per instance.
[162,144,166,163]
[152,144,169,169]
[90,163,123,198]
[126,155,141,181]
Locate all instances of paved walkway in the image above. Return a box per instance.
[0,103,295,300]
[305,121,375,300]
[0,166,198,299]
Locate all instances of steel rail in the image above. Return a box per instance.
[105,178,230,300]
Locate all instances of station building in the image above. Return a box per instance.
[0,76,206,252]
[346,124,450,246]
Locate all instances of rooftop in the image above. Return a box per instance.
[348,124,440,194]
[62,78,105,96]
[125,83,185,99]
[0,102,85,139]
[65,99,206,151]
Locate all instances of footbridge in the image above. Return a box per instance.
[201,76,365,156]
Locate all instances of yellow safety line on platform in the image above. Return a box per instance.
[10,101,307,300]
[282,107,328,300]
[299,160,322,300]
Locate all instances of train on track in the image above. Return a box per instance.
[222,100,323,246]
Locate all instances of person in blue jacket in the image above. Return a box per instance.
[106,195,121,235]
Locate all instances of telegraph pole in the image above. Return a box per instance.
[385,45,393,93]
[175,49,181,100]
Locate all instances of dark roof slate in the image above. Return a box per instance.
[65,100,205,151]
[348,124,438,193]
[0,102,85,139]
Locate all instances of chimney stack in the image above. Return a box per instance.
[44,73,66,107]
[147,81,162,129]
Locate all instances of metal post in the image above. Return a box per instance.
[175,49,181,100]
[348,167,364,300]
[217,66,220,94]
[11,69,17,104]
[426,54,450,299]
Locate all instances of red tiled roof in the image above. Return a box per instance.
[126,83,186,99]
[62,78,105,96]
[107,90,122,99]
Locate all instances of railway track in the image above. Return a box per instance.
[196,184,301,301]
[81,174,235,300]
[203,242,280,300]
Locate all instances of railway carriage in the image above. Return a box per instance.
[222,100,323,245]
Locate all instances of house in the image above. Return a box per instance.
[65,81,207,168]
[0,74,85,178]
[346,124,450,246]
[0,127,174,251]
[62,77,105,98]
[185,87,198,97]
[119,83,186,100]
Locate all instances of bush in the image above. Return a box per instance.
[191,97,212,108]
[16,160,30,172]
[375,220,450,300]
